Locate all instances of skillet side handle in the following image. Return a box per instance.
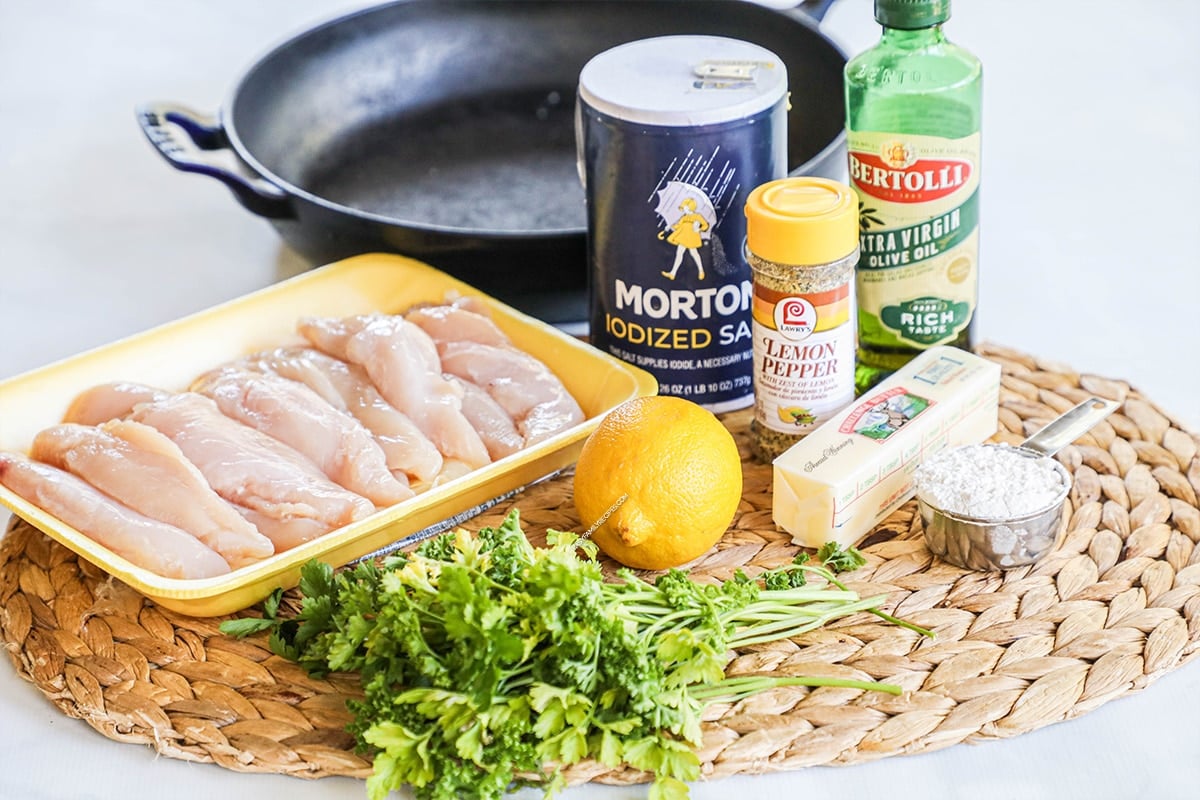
[136,102,294,220]
[748,0,838,23]
[795,0,838,23]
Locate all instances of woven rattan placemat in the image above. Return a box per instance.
[2,343,1198,786]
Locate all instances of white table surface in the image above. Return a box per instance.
[2,1,1198,799]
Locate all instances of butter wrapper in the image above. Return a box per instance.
[772,346,1001,549]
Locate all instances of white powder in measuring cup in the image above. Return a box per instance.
[914,443,1068,519]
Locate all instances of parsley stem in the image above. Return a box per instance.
[728,597,885,648]
[819,574,936,640]
[868,607,936,639]
[693,674,903,701]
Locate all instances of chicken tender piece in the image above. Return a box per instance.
[130,392,374,528]
[298,314,490,469]
[30,421,274,569]
[236,347,443,483]
[449,376,524,460]
[437,340,585,446]
[405,302,510,348]
[0,452,230,580]
[405,302,584,446]
[192,368,413,507]
[63,382,169,425]
[233,505,330,553]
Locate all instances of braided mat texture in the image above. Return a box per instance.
[2,343,1199,787]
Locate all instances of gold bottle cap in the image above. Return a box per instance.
[745,177,859,265]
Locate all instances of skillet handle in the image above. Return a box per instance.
[795,0,838,22]
[136,102,294,220]
[748,0,839,23]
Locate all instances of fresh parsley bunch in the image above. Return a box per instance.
[223,510,929,800]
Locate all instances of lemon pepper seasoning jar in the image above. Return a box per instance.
[744,178,860,462]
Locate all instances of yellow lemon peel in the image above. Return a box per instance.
[573,396,743,570]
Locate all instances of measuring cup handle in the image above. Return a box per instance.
[1021,397,1121,456]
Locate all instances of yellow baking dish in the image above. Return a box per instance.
[0,254,657,616]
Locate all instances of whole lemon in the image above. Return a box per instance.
[573,396,743,570]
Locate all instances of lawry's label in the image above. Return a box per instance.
[848,131,980,349]
[752,281,854,436]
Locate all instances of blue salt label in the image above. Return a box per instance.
[577,36,787,412]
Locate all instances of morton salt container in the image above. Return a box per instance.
[577,35,788,412]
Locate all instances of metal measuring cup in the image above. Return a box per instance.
[915,397,1120,571]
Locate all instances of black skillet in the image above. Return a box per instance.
[138,0,848,322]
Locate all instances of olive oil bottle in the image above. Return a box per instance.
[845,0,982,392]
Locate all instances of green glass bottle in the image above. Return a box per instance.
[844,0,983,393]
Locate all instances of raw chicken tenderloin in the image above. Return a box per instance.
[192,368,413,507]
[130,393,374,527]
[434,459,474,485]
[405,302,510,348]
[406,302,584,445]
[448,376,524,460]
[298,314,491,469]
[30,422,274,568]
[437,340,585,446]
[236,347,443,483]
[62,382,169,425]
[0,452,230,579]
[233,505,329,552]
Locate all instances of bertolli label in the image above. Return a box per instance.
[850,152,972,203]
[848,131,980,349]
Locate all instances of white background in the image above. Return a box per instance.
[1,1,1198,799]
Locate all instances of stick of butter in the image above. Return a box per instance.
[773,346,1001,549]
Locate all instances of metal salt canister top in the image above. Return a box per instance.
[577,35,788,412]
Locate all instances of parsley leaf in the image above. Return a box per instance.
[817,541,868,573]
[217,616,276,638]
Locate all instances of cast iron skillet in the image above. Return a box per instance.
[138,0,847,321]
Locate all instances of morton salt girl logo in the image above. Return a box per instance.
[850,139,972,204]
[656,182,715,280]
[654,174,723,281]
[651,146,744,283]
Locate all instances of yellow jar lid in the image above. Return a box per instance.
[744,177,859,265]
